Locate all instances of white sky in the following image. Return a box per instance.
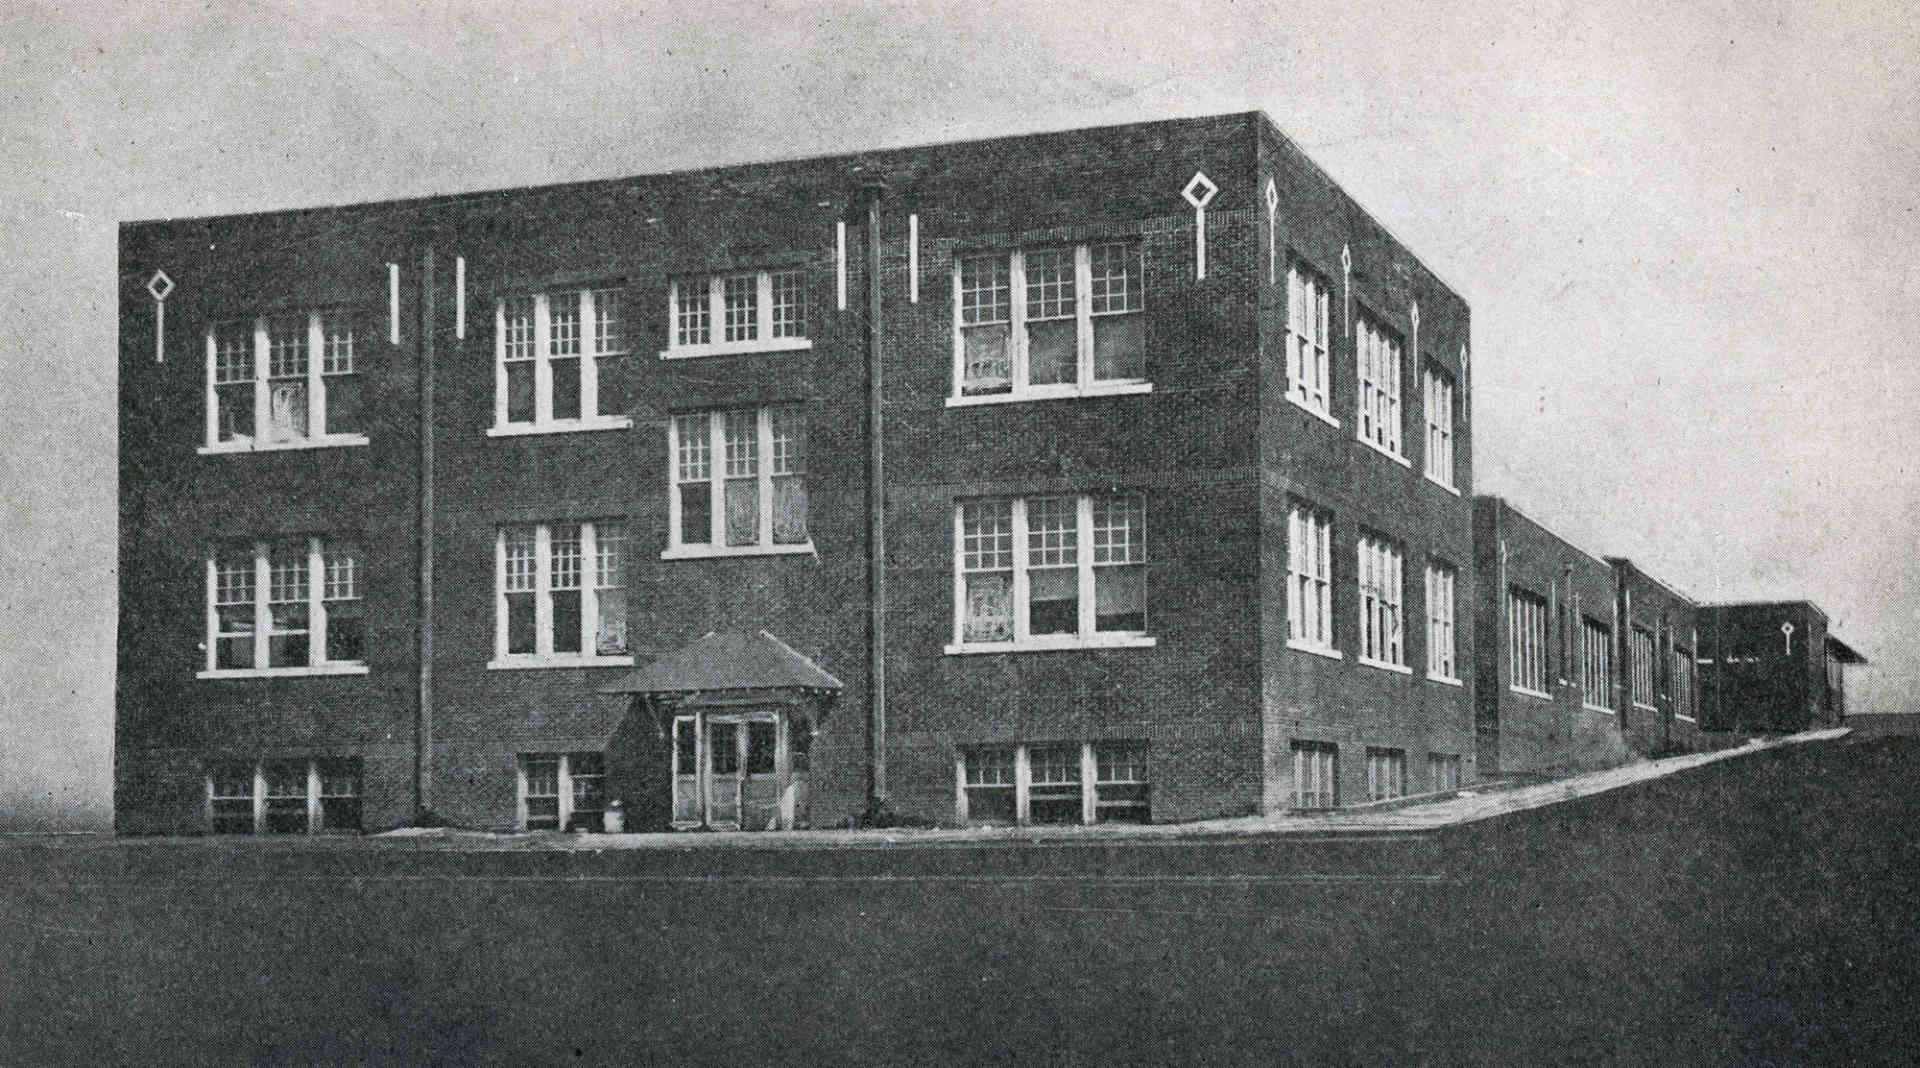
[3,0,1915,827]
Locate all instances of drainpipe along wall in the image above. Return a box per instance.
[416,246,436,819]
[862,181,888,808]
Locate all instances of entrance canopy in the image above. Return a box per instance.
[599,630,844,696]
[1825,636,1868,665]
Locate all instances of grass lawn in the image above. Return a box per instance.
[2,736,1915,1065]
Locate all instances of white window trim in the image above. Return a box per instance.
[945,495,1154,656]
[1510,684,1554,701]
[199,537,366,680]
[1354,312,1408,466]
[947,244,1149,405]
[1285,263,1335,422]
[1287,503,1338,657]
[663,407,816,559]
[206,757,361,834]
[1425,562,1459,683]
[1356,533,1406,670]
[202,312,370,454]
[492,289,632,435]
[1423,366,1458,493]
[490,520,635,669]
[1581,619,1614,712]
[1287,640,1345,662]
[1508,587,1549,696]
[660,271,813,360]
[516,752,605,830]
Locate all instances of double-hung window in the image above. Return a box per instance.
[1287,503,1336,655]
[1508,587,1549,696]
[494,520,630,667]
[206,757,362,834]
[958,742,1150,825]
[203,538,366,678]
[950,494,1150,652]
[952,242,1146,402]
[1423,366,1456,490]
[1356,533,1406,670]
[1355,312,1404,460]
[1672,647,1696,720]
[1425,562,1458,681]
[1581,618,1614,711]
[1366,747,1407,802]
[204,310,366,452]
[1428,752,1462,792]
[667,405,810,557]
[1631,627,1657,710]
[1291,741,1338,809]
[1286,263,1334,419]
[664,269,810,358]
[493,287,629,434]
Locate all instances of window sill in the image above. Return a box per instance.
[198,434,369,456]
[1674,713,1698,724]
[944,634,1157,656]
[1633,701,1659,713]
[1357,657,1414,676]
[1285,394,1341,429]
[487,655,636,670]
[1509,685,1553,701]
[486,416,632,437]
[1427,673,1464,687]
[946,380,1153,408]
[197,664,369,680]
[1356,437,1413,468]
[1583,703,1616,715]
[1286,640,1343,662]
[1424,473,1461,496]
[658,338,813,360]
[661,542,816,560]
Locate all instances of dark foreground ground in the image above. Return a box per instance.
[3,736,1916,1066]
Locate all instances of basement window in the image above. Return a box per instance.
[204,757,362,834]
[203,309,368,453]
[1290,740,1338,810]
[950,242,1148,405]
[519,752,606,832]
[1366,747,1407,802]
[959,742,1152,825]
[1428,752,1462,792]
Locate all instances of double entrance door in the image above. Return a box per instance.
[671,708,809,831]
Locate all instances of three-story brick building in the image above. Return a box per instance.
[116,112,1478,834]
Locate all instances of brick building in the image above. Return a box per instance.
[115,112,1479,834]
[1699,601,1866,734]
[1606,557,1707,755]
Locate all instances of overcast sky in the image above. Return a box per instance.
[3,0,1915,827]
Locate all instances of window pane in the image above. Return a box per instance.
[593,289,626,354]
[746,722,776,774]
[770,271,805,338]
[550,357,581,420]
[959,256,1010,324]
[710,723,739,775]
[214,382,254,443]
[216,611,255,669]
[1026,319,1075,385]
[963,572,1013,643]
[723,275,756,342]
[262,760,308,834]
[681,485,713,545]
[769,406,805,475]
[1090,496,1144,564]
[1028,567,1078,636]
[772,477,807,545]
[549,525,582,591]
[961,501,1014,571]
[1094,564,1146,632]
[324,371,361,435]
[1087,244,1141,313]
[595,588,628,656]
[725,480,760,547]
[549,295,581,356]
[961,324,1012,395]
[213,324,254,383]
[507,593,536,655]
[325,599,365,663]
[502,298,535,361]
[266,379,309,442]
[676,282,710,346]
[1024,249,1074,320]
[675,721,697,772]
[1092,315,1144,381]
[506,361,535,424]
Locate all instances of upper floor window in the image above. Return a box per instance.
[1425,562,1458,681]
[1631,626,1657,709]
[494,520,630,667]
[950,494,1151,653]
[1355,312,1404,461]
[205,311,366,453]
[1287,503,1335,655]
[493,288,630,435]
[1286,263,1333,420]
[665,269,811,358]
[204,537,366,678]
[1356,533,1405,670]
[1508,586,1548,696]
[1423,366,1456,490]
[1581,618,1613,711]
[667,405,811,558]
[952,243,1146,404]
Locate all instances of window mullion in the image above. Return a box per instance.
[204,330,218,446]
[950,263,964,397]
[952,504,966,645]
[1077,496,1095,638]
[757,271,773,341]
[709,277,725,345]
[758,408,774,546]
[251,320,269,443]
[535,524,553,656]
[1080,742,1097,825]
[308,536,325,667]
[581,523,599,658]
[558,755,573,832]
[308,312,326,438]
[1010,253,1028,393]
[252,763,265,835]
[1011,498,1030,643]
[1074,245,1093,387]
[1014,744,1032,825]
[667,418,683,550]
[494,528,507,661]
[494,300,509,428]
[534,295,553,425]
[252,541,270,669]
[306,760,321,835]
[579,290,599,419]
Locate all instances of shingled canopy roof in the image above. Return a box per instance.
[598,630,844,694]
[1826,636,1868,665]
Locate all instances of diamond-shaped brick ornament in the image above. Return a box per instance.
[1182,171,1218,209]
[1264,179,1279,211]
[1410,302,1420,330]
[147,270,174,301]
